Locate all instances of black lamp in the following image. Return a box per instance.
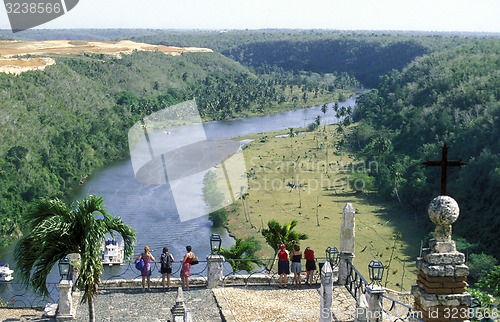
[210,233,222,254]
[368,259,384,284]
[325,246,339,267]
[58,257,71,280]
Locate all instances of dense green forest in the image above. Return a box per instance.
[0,45,355,248]
[223,39,429,87]
[350,39,500,258]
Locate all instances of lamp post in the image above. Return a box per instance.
[57,257,74,319]
[207,234,224,288]
[58,257,71,281]
[368,259,384,285]
[210,233,222,254]
[325,246,339,268]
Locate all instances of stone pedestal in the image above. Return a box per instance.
[56,280,74,321]
[412,196,471,322]
[172,287,191,322]
[320,262,333,322]
[207,254,225,288]
[355,285,385,322]
[365,285,385,322]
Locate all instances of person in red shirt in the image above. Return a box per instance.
[277,244,290,288]
[304,246,316,286]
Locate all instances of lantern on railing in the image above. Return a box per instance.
[58,257,71,280]
[368,259,384,284]
[210,233,222,254]
[325,246,339,267]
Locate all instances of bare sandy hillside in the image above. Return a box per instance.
[0,40,213,75]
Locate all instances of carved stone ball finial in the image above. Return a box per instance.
[428,196,459,242]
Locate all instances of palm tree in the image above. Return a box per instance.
[321,104,328,132]
[220,237,262,273]
[237,186,250,223]
[15,195,136,322]
[261,219,308,270]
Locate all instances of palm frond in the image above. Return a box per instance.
[14,194,136,312]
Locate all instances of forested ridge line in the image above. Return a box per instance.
[0,48,356,248]
[349,39,500,259]
[133,31,488,88]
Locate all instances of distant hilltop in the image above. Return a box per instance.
[0,40,213,75]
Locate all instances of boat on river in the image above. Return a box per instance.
[0,262,14,282]
[101,239,124,266]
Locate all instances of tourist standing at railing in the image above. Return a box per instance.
[181,245,195,291]
[291,243,302,288]
[158,246,174,291]
[277,244,290,288]
[135,245,155,292]
[304,246,316,286]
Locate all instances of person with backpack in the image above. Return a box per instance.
[158,246,174,290]
[135,245,155,292]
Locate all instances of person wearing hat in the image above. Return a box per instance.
[277,243,290,288]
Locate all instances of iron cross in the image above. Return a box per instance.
[422,143,466,195]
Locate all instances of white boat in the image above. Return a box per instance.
[0,262,14,282]
[100,239,124,266]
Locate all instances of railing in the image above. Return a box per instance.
[381,293,415,321]
[344,259,368,299]
[99,257,327,288]
[0,282,59,308]
[99,260,208,288]
[343,258,415,322]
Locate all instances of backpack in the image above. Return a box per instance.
[135,256,144,271]
[161,252,173,269]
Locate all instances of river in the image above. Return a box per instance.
[1,95,357,284]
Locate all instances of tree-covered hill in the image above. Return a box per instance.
[350,39,500,258]
[0,48,355,248]
[223,39,429,88]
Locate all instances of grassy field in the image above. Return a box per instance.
[220,123,427,292]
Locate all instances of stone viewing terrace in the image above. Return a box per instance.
[1,199,492,321]
[0,271,405,322]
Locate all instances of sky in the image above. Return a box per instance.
[1,0,500,33]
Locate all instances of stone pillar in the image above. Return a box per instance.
[411,196,471,322]
[339,203,355,285]
[320,260,333,322]
[365,285,385,322]
[172,287,187,322]
[56,280,74,321]
[207,254,224,288]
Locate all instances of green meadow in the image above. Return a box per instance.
[222,124,427,291]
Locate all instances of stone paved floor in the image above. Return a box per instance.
[75,287,221,322]
[0,285,357,321]
[213,284,356,322]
